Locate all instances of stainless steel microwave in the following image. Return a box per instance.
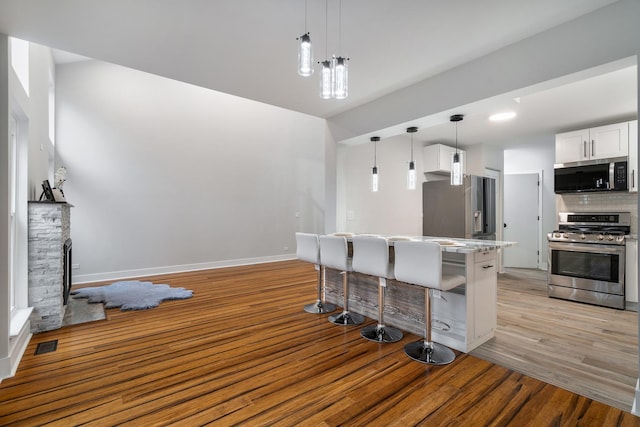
[554,159,628,194]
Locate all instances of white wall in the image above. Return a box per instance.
[504,136,556,266]
[337,135,423,235]
[56,61,327,283]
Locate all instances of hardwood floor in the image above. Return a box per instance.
[1,261,638,425]
[472,268,639,413]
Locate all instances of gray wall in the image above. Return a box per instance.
[56,61,327,283]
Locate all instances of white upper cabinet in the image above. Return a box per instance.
[555,129,590,163]
[555,122,629,164]
[629,120,638,193]
[423,143,466,174]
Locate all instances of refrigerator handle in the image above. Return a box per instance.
[473,210,482,233]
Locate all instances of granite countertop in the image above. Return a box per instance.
[331,233,517,254]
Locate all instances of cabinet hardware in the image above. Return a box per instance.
[482,265,494,269]
[583,140,587,158]
[591,139,595,157]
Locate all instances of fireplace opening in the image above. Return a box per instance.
[63,238,72,305]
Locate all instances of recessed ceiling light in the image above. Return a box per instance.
[489,111,517,122]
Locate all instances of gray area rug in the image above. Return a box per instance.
[70,280,194,311]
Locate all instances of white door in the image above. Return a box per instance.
[503,173,539,268]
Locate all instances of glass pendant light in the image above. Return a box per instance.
[319,60,332,99]
[297,0,313,76]
[371,136,380,192]
[406,127,418,190]
[297,33,313,77]
[319,0,333,99]
[450,114,464,186]
[331,0,348,99]
[333,56,348,99]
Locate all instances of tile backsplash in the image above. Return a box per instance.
[556,192,638,234]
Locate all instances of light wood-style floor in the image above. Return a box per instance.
[472,268,639,413]
[1,261,638,425]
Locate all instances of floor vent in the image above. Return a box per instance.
[35,340,58,355]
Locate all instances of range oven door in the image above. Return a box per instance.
[548,241,625,309]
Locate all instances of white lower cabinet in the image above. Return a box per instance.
[473,252,497,339]
[626,238,638,303]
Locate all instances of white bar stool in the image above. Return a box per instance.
[394,240,466,365]
[295,232,337,314]
[352,236,403,343]
[319,235,365,326]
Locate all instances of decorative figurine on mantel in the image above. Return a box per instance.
[52,166,67,202]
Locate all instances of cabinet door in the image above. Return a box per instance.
[629,120,637,192]
[473,256,497,339]
[590,122,629,160]
[555,129,589,163]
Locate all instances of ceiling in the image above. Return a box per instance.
[0,0,636,147]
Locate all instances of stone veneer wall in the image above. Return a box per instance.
[28,202,71,333]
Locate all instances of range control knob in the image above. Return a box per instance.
[616,236,625,243]
[580,234,586,240]
[597,234,604,240]
[554,233,562,239]
[607,234,615,241]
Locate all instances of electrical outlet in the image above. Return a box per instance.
[72,264,80,270]
[432,289,442,299]
[283,246,289,252]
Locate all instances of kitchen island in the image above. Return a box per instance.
[322,235,515,353]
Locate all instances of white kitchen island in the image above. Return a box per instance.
[322,236,515,353]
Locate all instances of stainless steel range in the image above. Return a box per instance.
[547,212,630,309]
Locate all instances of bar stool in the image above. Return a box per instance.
[394,240,466,365]
[352,236,403,343]
[295,232,337,314]
[319,235,365,326]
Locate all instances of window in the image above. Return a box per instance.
[49,74,55,145]
[10,37,29,96]
[9,117,17,311]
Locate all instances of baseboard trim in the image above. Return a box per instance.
[1,320,32,382]
[72,254,297,285]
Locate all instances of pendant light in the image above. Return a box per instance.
[296,0,313,76]
[371,136,380,192]
[332,0,348,99]
[450,114,464,186]
[406,127,418,190]
[319,0,332,99]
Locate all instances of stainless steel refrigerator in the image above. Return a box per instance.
[422,175,496,240]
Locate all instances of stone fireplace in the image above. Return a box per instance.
[28,201,72,333]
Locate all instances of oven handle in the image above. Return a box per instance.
[548,241,625,255]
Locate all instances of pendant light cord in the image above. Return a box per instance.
[374,140,377,166]
[338,0,342,54]
[304,0,308,33]
[455,122,458,154]
[410,133,414,162]
[325,0,328,59]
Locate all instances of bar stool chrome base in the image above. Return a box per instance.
[304,300,336,314]
[329,311,365,326]
[404,340,455,365]
[361,324,403,343]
